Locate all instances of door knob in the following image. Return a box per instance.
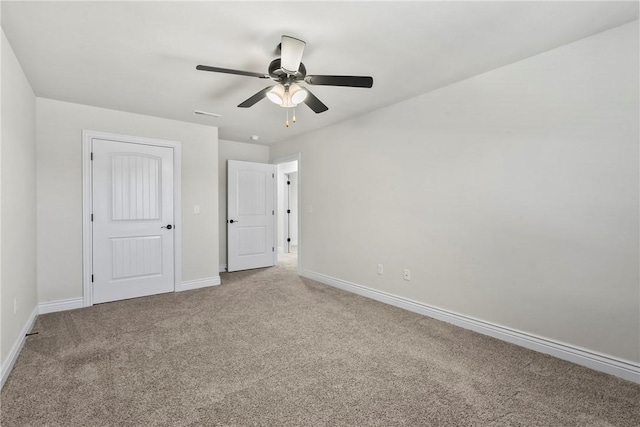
[229,219,238,224]
[161,224,173,229]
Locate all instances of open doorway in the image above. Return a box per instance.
[273,155,300,272]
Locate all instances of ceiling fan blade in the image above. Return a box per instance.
[305,75,373,88]
[238,86,274,108]
[302,88,328,113]
[280,35,305,74]
[196,65,269,79]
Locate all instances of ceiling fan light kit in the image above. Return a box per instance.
[197,35,374,127]
[267,83,307,107]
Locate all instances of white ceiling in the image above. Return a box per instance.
[2,1,638,145]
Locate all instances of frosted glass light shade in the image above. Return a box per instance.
[289,84,308,105]
[266,85,285,105]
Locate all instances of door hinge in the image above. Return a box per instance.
[91,274,94,283]
[91,213,93,222]
[272,210,274,215]
[90,152,93,161]
[272,247,275,252]
[287,209,291,214]
[287,181,290,185]
[272,173,275,178]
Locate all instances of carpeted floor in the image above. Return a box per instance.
[2,254,639,426]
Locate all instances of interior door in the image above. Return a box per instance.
[92,138,175,303]
[227,160,276,272]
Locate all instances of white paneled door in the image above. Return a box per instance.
[227,160,276,272]
[92,139,175,303]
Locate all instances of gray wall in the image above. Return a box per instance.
[36,98,219,302]
[271,21,639,363]
[218,139,269,269]
[1,30,38,367]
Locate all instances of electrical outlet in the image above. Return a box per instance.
[13,298,18,314]
[377,264,384,275]
[403,269,411,281]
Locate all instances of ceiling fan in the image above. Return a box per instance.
[196,35,373,125]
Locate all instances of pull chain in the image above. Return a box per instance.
[293,107,297,123]
[285,108,289,127]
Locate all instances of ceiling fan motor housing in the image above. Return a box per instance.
[268,58,307,82]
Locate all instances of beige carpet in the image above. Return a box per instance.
[2,255,639,426]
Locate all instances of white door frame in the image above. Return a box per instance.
[82,130,182,307]
[271,153,301,275]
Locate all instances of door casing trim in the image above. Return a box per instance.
[82,130,182,307]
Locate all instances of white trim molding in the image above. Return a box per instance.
[301,269,640,384]
[177,276,221,292]
[1,307,38,389]
[38,298,84,315]
[82,130,182,307]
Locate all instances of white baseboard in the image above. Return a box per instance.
[1,306,38,389]
[219,264,227,273]
[301,269,640,384]
[38,297,84,314]
[178,276,221,292]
